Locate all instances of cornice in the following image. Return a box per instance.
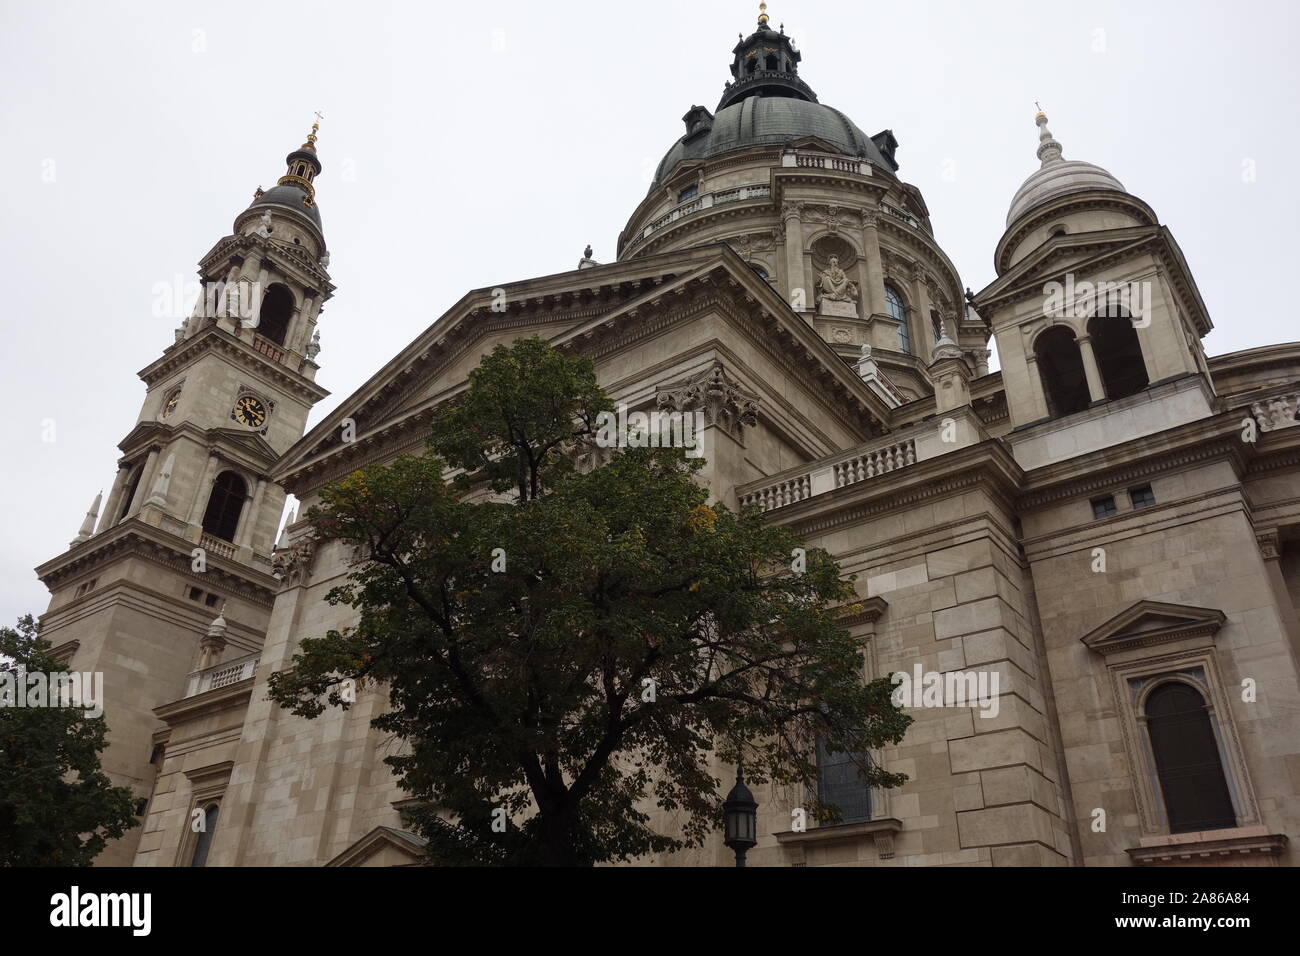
[141,325,330,405]
[278,251,898,493]
[1015,413,1250,510]
[1127,832,1288,866]
[35,520,278,606]
[995,191,1158,275]
[276,252,720,481]
[756,441,1023,538]
[155,681,253,725]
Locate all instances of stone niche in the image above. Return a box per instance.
[811,234,861,318]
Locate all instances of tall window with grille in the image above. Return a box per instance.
[885,284,909,354]
[201,471,247,542]
[1145,682,1237,833]
[816,738,872,824]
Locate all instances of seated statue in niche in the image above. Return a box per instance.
[816,256,859,304]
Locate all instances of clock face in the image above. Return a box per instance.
[161,390,181,419]
[232,395,267,428]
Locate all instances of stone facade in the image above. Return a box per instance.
[35,17,1300,867]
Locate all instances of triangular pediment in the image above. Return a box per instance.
[273,245,896,489]
[208,427,281,464]
[979,228,1157,307]
[325,826,427,867]
[788,134,848,155]
[1081,600,1226,656]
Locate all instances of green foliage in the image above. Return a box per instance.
[0,615,139,866]
[268,338,911,865]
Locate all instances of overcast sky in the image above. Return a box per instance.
[2,0,1297,628]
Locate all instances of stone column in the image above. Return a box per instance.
[98,464,132,533]
[124,447,161,520]
[238,478,268,552]
[1024,354,1051,421]
[860,210,886,317]
[291,292,320,354]
[1078,335,1107,403]
[910,264,934,350]
[230,480,259,551]
[782,202,807,311]
[1257,530,1300,669]
[975,349,991,378]
[216,261,242,333]
[187,453,221,528]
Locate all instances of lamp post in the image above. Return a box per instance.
[722,766,758,867]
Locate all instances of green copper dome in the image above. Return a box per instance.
[649,16,895,189]
[651,96,893,188]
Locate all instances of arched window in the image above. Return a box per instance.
[117,464,143,521]
[1088,311,1149,401]
[748,262,770,282]
[201,471,247,542]
[190,803,220,867]
[1145,683,1236,833]
[816,738,872,824]
[257,284,295,347]
[764,54,778,70]
[1034,327,1091,418]
[885,284,909,354]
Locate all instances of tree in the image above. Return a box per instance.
[268,338,911,865]
[0,615,139,866]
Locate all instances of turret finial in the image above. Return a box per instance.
[301,111,323,152]
[758,2,769,25]
[1034,105,1063,166]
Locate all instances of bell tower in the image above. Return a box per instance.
[33,121,334,864]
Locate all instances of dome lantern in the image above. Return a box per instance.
[718,3,818,112]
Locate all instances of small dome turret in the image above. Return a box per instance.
[243,116,326,235]
[1006,110,1126,227]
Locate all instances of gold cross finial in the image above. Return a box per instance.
[758,2,769,25]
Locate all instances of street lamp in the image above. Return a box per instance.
[722,766,758,867]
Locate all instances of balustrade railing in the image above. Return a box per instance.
[185,653,259,697]
[200,533,237,559]
[738,436,917,513]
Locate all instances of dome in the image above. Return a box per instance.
[247,184,322,230]
[1006,113,1126,226]
[651,96,892,189]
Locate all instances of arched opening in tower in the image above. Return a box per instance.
[1034,326,1090,418]
[257,284,295,347]
[201,470,248,542]
[1089,311,1149,401]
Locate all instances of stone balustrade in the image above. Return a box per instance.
[738,435,917,513]
[185,652,259,697]
[200,532,237,560]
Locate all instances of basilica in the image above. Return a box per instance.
[36,8,1300,866]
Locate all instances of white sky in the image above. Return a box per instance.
[2,0,1297,627]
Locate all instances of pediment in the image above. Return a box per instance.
[273,246,896,490]
[118,420,173,454]
[325,826,427,867]
[979,229,1156,307]
[208,427,281,464]
[1081,600,1226,657]
[788,134,848,155]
